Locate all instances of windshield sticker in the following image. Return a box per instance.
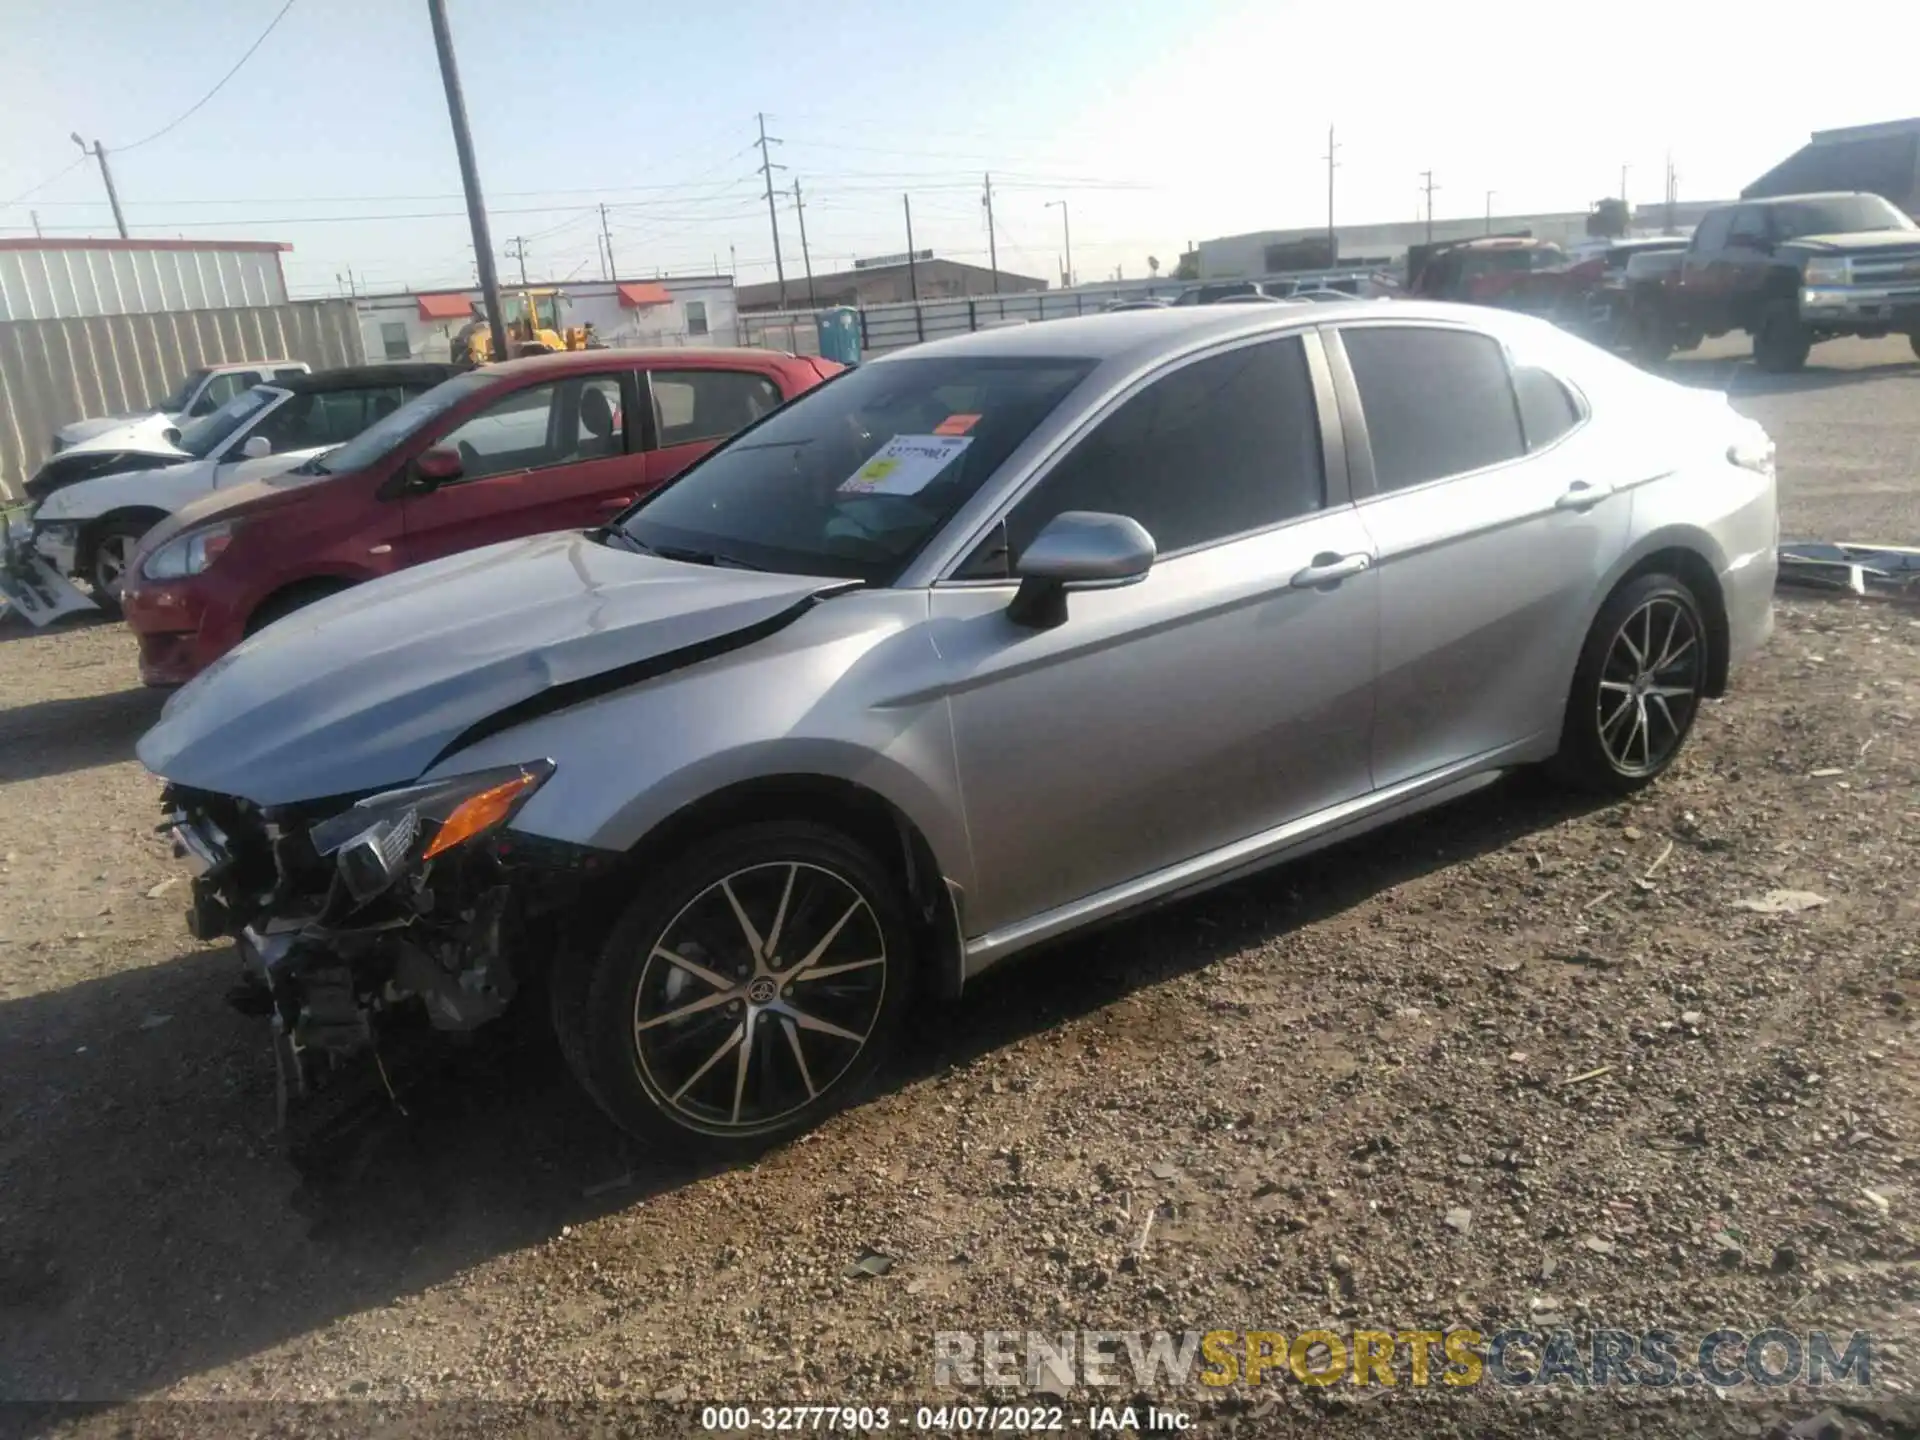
[838,434,973,496]
[934,413,981,436]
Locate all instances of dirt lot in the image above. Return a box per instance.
[3,336,1919,1438]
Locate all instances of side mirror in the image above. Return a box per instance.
[241,435,272,460]
[412,446,464,489]
[1007,510,1155,630]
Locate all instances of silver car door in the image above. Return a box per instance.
[928,331,1379,940]
[1328,321,1629,790]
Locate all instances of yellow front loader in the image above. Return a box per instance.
[455,288,590,364]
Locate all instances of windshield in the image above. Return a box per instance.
[153,368,210,413]
[1774,194,1918,238]
[174,386,277,458]
[314,368,492,474]
[620,355,1097,584]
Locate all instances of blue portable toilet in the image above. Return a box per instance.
[816,307,861,366]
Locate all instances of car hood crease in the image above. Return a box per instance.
[137,531,855,806]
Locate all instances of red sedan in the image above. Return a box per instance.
[122,348,840,686]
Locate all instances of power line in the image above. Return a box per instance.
[116,0,299,153]
[4,155,87,207]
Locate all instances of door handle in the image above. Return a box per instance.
[1554,480,1614,511]
[1290,551,1372,588]
[597,494,636,509]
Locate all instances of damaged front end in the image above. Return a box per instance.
[162,760,608,1141]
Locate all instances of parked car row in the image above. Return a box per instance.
[127,300,1776,1156]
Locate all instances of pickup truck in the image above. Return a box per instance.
[1626,191,1920,371]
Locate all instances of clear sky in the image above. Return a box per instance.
[2,0,1916,300]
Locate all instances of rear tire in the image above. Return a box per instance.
[1550,573,1708,795]
[561,821,916,1155]
[1753,302,1812,373]
[1909,331,1920,361]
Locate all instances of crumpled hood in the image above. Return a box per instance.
[138,531,851,806]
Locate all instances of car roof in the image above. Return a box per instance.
[476,346,806,380]
[276,362,463,393]
[866,299,1494,370]
[1726,191,1877,209]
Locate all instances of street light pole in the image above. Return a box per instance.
[427,0,507,364]
[70,135,128,239]
[1046,199,1072,288]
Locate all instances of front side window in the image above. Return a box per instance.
[1727,208,1771,245]
[650,369,784,449]
[176,385,278,458]
[1342,326,1524,492]
[620,355,1095,584]
[189,371,253,416]
[155,368,209,413]
[1691,210,1734,250]
[992,336,1325,566]
[436,374,626,483]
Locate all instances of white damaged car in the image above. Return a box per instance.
[20,363,459,613]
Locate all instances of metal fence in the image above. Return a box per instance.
[737,279,1197,359]
[0,298,365,500]
[734,269,1394,359]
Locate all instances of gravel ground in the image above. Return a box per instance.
[2,335,1918,1439]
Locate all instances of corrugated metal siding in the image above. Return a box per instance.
[0,247,288,321]
[0,299,365,500]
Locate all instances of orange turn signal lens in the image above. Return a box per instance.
[421,772,541,861]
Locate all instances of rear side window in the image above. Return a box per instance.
[1342,327,1523,491]
[1512,366,1581,450]
[1000,335,1324,560]
[650,369,784,448]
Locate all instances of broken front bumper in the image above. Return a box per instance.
[0,511,99,626]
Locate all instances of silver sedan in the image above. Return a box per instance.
[140,301,1777,1154]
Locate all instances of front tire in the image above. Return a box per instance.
[86,515,157,615]
[564,822,916,1153]
[1909,331,1919,361]
[1551,573,1708,794]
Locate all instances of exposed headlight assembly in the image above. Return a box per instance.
[1802,256,1851,286]
[141,521,238,581]
[309,760,555,903]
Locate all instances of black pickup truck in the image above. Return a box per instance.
[1627,191,1920,371]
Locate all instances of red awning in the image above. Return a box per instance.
[617,281,673,308]
[418,292,474,321]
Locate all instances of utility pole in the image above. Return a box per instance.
[504,236,529,285]
[792,178,816,308]
[599,202,617,281]
[983,173,1000,292]
[1322,125,1339,263]
[1046,199,1072,288]
[1484,190,1495,235]
[1664,152,1678,234]
[427,0,507,365]
[1419,170,1439,243]
[756,112,788,308]
[70,135,128,239]
[29,210,41,239]
[1620,163,1630,204]
[903,194,920,301]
